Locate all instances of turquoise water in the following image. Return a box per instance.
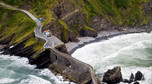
[0,55,74,84]
[72,32,152,84]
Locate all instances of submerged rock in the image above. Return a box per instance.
[102,66,122,84]
[122,73,134,83]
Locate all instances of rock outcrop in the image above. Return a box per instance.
[135,71,144,81]
[103,66,145,84]
[123,73,134,83]
[102,66,122,84]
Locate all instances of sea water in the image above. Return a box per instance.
[72,32,152,84]
[0,54,75,84]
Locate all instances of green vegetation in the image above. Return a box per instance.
[0,6,44,57]
[58,19,69,40]
[1,0,23,5]
[83,25,95,31]
[1,0,151,45]
[1,0,151,27]
[71,0,151,26]
[1,0,58,26]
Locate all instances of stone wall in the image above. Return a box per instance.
[49,48,92,83]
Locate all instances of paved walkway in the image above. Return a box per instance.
[0,3,98,84]
[0,3,63,48]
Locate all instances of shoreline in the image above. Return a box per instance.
[66,26,152,55]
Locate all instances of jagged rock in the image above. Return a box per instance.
[134,81,140,84]
[96,77,101,84]
[123,79,130,83]
[135,71,144,81]
[30,49,51,69]
[123,73,134,83]
[102,66,122,84]
[68,31,79,42]
[0,45,5,51]
[0,34,15,45]
[130,73,134,82]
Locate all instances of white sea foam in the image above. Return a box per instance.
[0,54,75,84]
[0,78,15,84]
[19,75,52,84]
[72,32,152,84]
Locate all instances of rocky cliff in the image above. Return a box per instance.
[2,0,151,43]
[0,0,152,84]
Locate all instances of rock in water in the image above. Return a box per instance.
[135,71,144,81]
[102,66,122,84]
[130,73,134,82]
[134,81,140,84]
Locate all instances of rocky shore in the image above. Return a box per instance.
[0,24,152,84]
[102,66,145,84]
[0,0,152,83]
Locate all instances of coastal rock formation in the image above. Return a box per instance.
[135,71,144,81]
[123,73,134,83]
[103,66,145,84]
[102,66,122,84]
[0,45,5,51]
[0,38,94,83]
[1,0,152,83]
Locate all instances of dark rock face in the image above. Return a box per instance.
[134,81,140,84]
[130,73,135,82]
[0,34,15,45]
[90,16,112,31]
[102,66,122,84]
[80,29,98,37]
[123,73,134,83]
[135,71,144,81]
[30,49,51,69]
[0,37,51,69]
[55,44,68,54]
[0,45,5,51]
[122,71,145,84]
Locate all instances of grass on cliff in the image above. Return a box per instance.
[58,19,69,40]
[1,0,58,26]
[71,0,151,26]
[0,6,44,57]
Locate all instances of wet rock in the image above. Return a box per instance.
[123,79,130,83]
[135,71,144,81]
[134,81,140,84]
[130,73,134,82]
[102,66,122,84]
[123,73,134,83]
